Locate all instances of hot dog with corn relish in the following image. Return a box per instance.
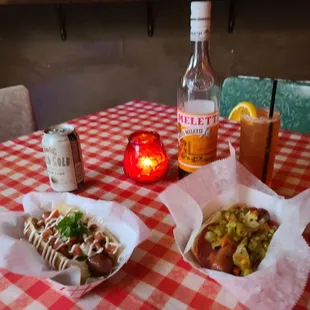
[24,204,122,284]
[191,203,278,276]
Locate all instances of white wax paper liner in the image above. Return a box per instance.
[0,192,151,299]
[159,146,310,310]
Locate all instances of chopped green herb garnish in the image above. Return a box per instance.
[56,211,88,237]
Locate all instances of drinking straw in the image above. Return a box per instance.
[261,79,278,183]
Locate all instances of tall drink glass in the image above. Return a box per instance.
[239,108,281,186]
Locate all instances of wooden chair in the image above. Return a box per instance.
[221,76,310,134]
[0,85,36,143]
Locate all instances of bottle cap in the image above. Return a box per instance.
[190,1,211,41]
[191,1,211,20]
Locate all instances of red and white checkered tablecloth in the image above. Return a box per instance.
[0,100,309,310]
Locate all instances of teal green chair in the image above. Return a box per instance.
[221,76,310,134]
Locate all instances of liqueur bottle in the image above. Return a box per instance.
[177,1,220,179]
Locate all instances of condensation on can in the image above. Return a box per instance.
[42,124,85,192]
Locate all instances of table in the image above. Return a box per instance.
[0,100,309,310]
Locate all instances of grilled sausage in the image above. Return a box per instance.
[211,243,235,273]
[87,253,113,276]
[257,208,270,222]
[196,225,213,268]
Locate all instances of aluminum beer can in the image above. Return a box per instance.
[42,124,85,192]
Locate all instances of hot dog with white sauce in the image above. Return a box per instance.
[23,204,122,284]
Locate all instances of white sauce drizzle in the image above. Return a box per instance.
[45,219,57,229]
[55,236,70,251]
[85,235,93,243]
[88,242,95,256]
[55,244,63,251]
[52,251,58,269]
[45,209,58,222]
[95,248,103,254]
[64,208,74,217]
[24,221,31,235]
[81,239,101,257]
[35,234,41,249]
[26,209,121,273]
[80,242,90,256]
[45,215,64,229]
[70,244,79,254]
[42,244,48,258]
[28,230,36,243]
[79,234,120,257]
[25,213,72,273]
[97,217,105,227]
[48,250,54,267]
[46,246,53,265]
[55,215,64,225]
[59,257,68,270]
[104,236,109,248]
[42,235,54,257]
[54,237,61,246]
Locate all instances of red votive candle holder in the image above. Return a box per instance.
[123,131,169,183]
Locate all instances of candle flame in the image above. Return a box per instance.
[137,156,158,176]
[141,157,154,167]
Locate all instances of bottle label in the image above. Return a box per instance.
[190,7,211,42]
[190,28,209,42]
[177,108,219,173]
